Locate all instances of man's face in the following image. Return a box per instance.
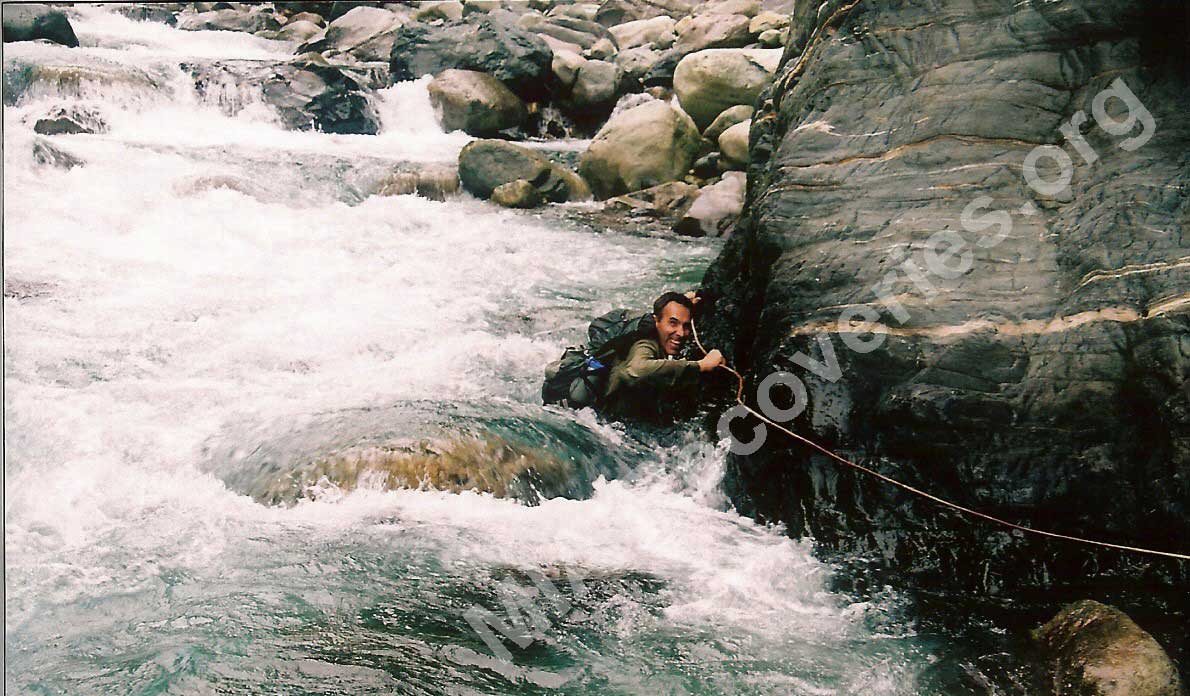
[654,302,692,356]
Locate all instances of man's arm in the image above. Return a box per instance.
[620,340,702,389]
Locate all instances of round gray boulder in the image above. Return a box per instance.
[578,99,703,199]
[673,47,781,129]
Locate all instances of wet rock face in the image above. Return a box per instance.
[1032,600,1185,696]
[186,59,379,135]
[703,0,1190,599]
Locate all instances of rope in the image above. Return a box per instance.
[689,317,1190,562]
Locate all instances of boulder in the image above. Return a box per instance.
[674,171,744,236]
[1032,601,1185,696]
[565,58,620,109]
[757,27,787,47]
[610,15,676,50]
[414,1,464,22]
[33,105,108,135]
[301,5,409,62]
[672,47,781,129]
[586,37,617,60]
[427,68,527,136]
[458,139,589,202]
[1,4,79,47]
[389,18,555,101]
[177,7,281,33]
[547,3,600,22]
[186,60,378,134]
[748,9,789,34]
[537,31,583,57]
[578,100,703,199]
[519,13,611,50]
[673,12,753,53]
[615,45,663,81]
[717,118,750,167]
[594,0,694,27]
[702,103,752,141]
[491,179,542,208]
[275,19,323,43]
[699,0,760,17]
[551,48,584,87]
[288,11,326,26]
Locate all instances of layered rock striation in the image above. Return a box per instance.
[701,0,1190,600]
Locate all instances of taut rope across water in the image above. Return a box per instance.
[689,317,1190,562]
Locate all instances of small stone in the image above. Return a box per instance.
[492,179,543,208]
[718,118,751,167]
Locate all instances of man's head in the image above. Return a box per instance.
[652,291,695,356]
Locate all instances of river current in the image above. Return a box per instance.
[4,7,1024,694]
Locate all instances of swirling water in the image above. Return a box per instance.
[4,7,1023,694]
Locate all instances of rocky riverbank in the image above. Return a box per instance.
[4,0,798,237]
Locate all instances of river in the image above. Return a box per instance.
[4,7,1027,694]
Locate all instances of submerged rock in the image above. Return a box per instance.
[427,68,527,136]
[186,59,379,134]
[31,137,84,169]
[263,436,579,506]
[1032,601,1185,696]
[578,99,703,199]
[33,105,108,135]
[388,17,555,101]
[3,61,162,105]
[458,139,589,203]
[373,165,460,201]
[672,47,781,130]
[1,4,79,47]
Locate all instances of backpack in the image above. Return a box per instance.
[541,309,653,407]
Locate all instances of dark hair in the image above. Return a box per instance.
[652,291,694,318]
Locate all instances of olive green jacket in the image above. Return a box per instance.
[600,337,701,421]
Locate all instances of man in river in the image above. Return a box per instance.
[599,291,725,423]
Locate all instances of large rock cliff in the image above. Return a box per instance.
[701,0,1189,602]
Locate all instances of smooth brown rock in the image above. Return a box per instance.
[1032,601,1185,696]
[491,179,543,208]
[427,68,527,136]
